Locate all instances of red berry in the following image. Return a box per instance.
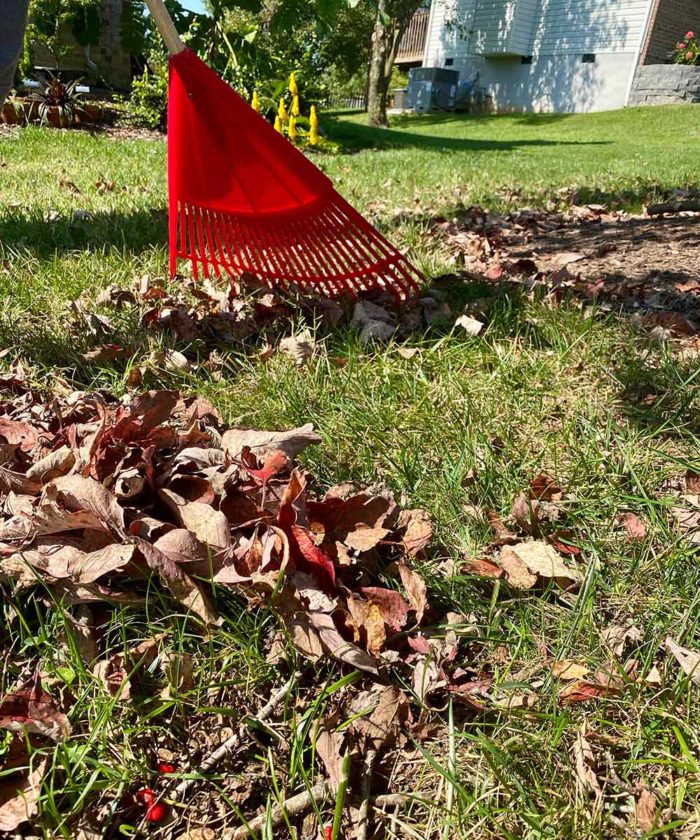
[145,802,167,823]
[158,761,176,774]
[324,827,333,840]
[136,787,155,806]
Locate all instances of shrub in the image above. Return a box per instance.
[672,30,699,65]
[126,66,167,130]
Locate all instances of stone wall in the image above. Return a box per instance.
[628,63,700,104]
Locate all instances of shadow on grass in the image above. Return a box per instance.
[0,207,167,259]
[322,114,609,154]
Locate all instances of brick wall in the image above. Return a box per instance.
[31,0,132,89]
[641,0,700,64]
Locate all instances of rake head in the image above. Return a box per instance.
[167,50,424,300]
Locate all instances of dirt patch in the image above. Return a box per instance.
[437,207,700,333]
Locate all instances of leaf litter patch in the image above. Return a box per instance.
[0,378,697,830]
[433,203,700,343]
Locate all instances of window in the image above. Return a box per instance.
[445,57,454,66]
[521,55,533,65]
[582,53,596,63]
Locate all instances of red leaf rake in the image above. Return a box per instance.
[144,0,424,299]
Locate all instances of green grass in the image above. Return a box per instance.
[1,107,700,838]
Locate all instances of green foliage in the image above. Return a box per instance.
[125,64,167,130]
[673,30,699,65]
[24,0,103,67]
[120,0,149,56]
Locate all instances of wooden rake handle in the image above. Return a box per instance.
[144,0,186,56]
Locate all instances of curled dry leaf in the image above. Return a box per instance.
[559,678,622,704]
[572,724,602,799]
[551,660,589,681]
[602,623,642,658]
[498,546,538,589]
[0,756,47,832]
[0,673,71,741]
[508,540,583,589]
[616,512,647,542]
[348,685,409,749]
[315,726,346,793]
[279,330,315,366]
[398,558,428,624]
[454,314,484,336]
[222,423,321,460]
[635,787,657,832]
[664,636,700,686]
[398,508,433,557]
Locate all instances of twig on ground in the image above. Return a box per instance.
[356,748,377,840]
[171,673,298,801]
[228,780,329,840]
[647,198,700,215]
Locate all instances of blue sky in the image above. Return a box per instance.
[181,0,206,11]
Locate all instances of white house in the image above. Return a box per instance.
[418,0,700,112]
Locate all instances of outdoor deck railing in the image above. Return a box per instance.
[396,9,429,65]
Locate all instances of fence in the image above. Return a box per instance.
[323,94,367,110]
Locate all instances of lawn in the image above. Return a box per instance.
[0,106,699,839]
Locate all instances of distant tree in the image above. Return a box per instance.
[367,0,424,126]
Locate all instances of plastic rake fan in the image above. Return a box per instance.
[144,0,424,300]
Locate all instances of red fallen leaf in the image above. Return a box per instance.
[558,679,622,705]
[461,557,504,578]
[529,473,563,501]
[240,448,288,488]
[0,672,71,741]
[616,512,647,542]
[549,540,581,557]
[359,586,410,631]
[486,509,517,544]
[0,418,40,452]
[290,524,336,588]
[407,635,431,654]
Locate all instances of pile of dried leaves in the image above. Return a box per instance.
[0,376,436,830]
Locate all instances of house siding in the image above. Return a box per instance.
[423,0,655,110]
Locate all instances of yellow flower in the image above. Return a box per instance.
[289,72,298,97]
[251,91,260,112]
[309,105,319,146]
[288,115,298,142]
[291,94,300,117]
[278,97,288,124]
[274,115,282,133]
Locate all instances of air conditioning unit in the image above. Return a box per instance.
[407,68,459,112]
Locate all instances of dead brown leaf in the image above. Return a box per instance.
[635,787,657,832]
[665,636,700,685]
[222,424,321,460]
[616,512,647,542]
[0,757,47,832]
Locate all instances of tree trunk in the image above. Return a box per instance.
[367,0,424,127]
[367,0,391,127]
